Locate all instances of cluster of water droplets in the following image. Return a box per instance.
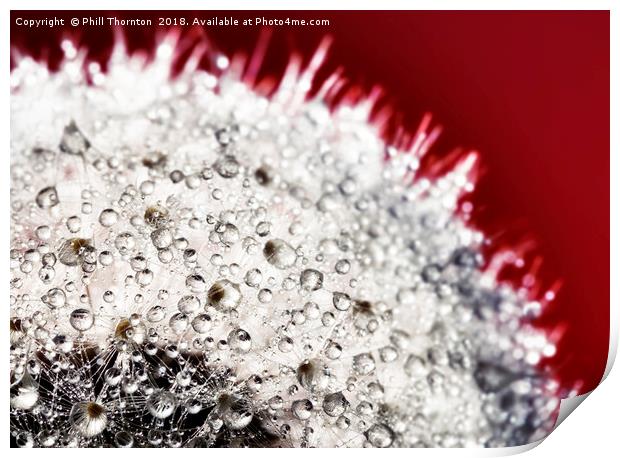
[10,37,560,448]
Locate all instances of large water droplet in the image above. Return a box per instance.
[146,391,177,419]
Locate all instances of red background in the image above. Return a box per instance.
[10,11,610,394]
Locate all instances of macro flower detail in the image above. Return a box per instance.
[10,35,560,448]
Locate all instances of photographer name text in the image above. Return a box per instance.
[15,16,330,28]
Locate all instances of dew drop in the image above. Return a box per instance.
[99,209,118,227]
[114,431,134,448]
[292,399,313,420]
[323,392,349,417]
[191,313,213,333]
[365,423,394,448]
[214,155,240,178]
[151,228,173,249]
[35,186,59,209]
[228,328,252,353]
[263,239,297,269]
[353,353,376,375]
[208,280,241,309]
[146,391,177,419]
[244,268,262,288]
[186,274,207,293]
[300,268,324,291]
[69,308,94,331]
[178,295,201,314]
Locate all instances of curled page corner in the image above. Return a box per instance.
[555,392,591,427]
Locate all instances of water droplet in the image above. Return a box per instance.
[353,353,376,375]
[146,305,165,323]
[379,346,399,363]
[258,288,272,303]
[255,221,271,237]
[99,209,118,227]
[35,225,51,240]
[104,367,122,386]
[178,295,201,314]
[244,268,262,288]
[192,314,213,333]
[169,313,189,333]
[365,423,394,448]
[35,186,59,209]
[151,228,173,249]
[70,308,94,331]
[228,328,252,353]
[323,392,349,417]
[325,341,342,360]
[218,395,253,430]
[335,259,351,275]
[186,274,207,293]
[214,155,240,178]
[146,391,177,419]
[263,239,297,269]
[297,360,329,391]
[217,222,240,245]
[66,216,81,233]
[278,336,294,353]
[114,431,134,448]
[404,354,428,378]
[254,165,274,185]
[208,280,241,309]
[59,121,90,155]
[292,399,313,420]
[333,292,352,311]
[99,251,113,266]
[42,288,66,309]
[114,232,135,255]
[10,372,39,411]
[300,269,324,291]
[136,269,154,286]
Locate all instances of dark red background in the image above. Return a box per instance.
[10,11,610,394]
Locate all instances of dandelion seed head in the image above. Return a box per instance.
[9,34,560,448]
